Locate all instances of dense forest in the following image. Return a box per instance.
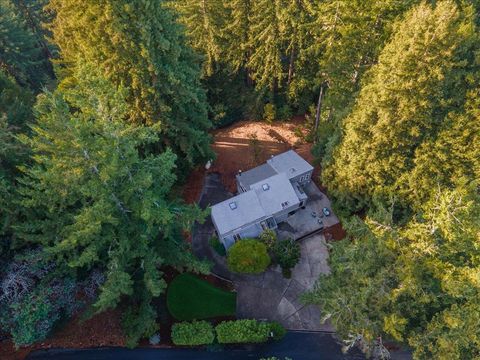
[0,0,479,359]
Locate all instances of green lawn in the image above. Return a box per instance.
[167,273,237,321]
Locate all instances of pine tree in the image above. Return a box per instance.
[0,0,46,89]
[171,0,226,76]
[16,66,210,346]
[0,70,33,259]
[224,0,251,75]
[248,0,285,91]
[306,184,480,359]
[48,0,213,169]
[323,0,479,213]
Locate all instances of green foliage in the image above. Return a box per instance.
[0,71,33,252]
[306,184,480,358]
[15,66,209,346]
[263,103,276,123]
[48,0,213,170]
[273,240,300,278]
[0,0,51,89]
[167,273,236,321]
[171,321,215,346]
[122,300,159,348]
[215,319,271,344]
[227,239,271,274]
[269,321,287,341]
[0,269,78,348]
[323,0,480,214]
[209,236,226,257]
[259,229,277,252]
[169,0,225,77]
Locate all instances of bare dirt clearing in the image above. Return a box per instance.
[183,117,316,202]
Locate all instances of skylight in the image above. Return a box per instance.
[229,202,237,210]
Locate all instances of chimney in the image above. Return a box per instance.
[238,170,242,176]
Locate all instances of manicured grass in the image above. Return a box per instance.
[167,273,236,321]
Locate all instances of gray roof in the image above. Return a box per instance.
[251,173,300,215]
[211,190,266,235]
[267,150,314,180]
[236,163,277,190]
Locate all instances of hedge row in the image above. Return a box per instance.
[171,321,215,345]
[216,319,271,344]
[170,320,286,346]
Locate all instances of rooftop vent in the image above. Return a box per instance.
[289,167,296,173]
[229,202,237,210]
[262,183,270,191]
[281,201,290,209]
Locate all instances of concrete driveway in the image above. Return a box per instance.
[235,234,333,331]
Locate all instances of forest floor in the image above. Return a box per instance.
[1,117,342,360]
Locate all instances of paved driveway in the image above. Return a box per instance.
[192,173,334,331]
[235,234,333,331]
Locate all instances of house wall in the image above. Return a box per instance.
[236,178,248,193]
[273,201,301,223]
[290,169,313,185]
[220,222,264,250]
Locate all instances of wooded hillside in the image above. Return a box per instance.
[0,1,478,358]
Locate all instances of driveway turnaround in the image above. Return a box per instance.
[27,332,365,360]
[193,173,334,332]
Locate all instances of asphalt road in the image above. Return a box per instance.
[27,332,365,360]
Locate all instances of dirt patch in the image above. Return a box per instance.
[209,119,308,193]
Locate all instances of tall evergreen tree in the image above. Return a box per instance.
[16,66,210,346]
[171,0,226,76]
[48,0,213,169]
[248,0,285,91]
[323,0,479,213]
[0,70,33,258]
[0,0,47,89]
[224,0,251,75]
[305,184,480,359]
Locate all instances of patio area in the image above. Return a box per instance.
[277,181,340,241]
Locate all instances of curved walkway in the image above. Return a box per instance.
[192,173,333,332]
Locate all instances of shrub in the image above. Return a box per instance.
[274,240,301,278]
[277,105,293,121]
[171,321,215,346]
[269,321,287,341]
[209,236,226,256]
[263,103,276,123]
[0,278,77,348]
[215,319,271,344]
[259,229,277,252]
[227,239,270,274]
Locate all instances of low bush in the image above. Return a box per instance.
[259,229,277,252]
[227,239,270,274]
[171,321,215,346]
[215,319,271,344]
[273,239,301,278]
[269,321,287,341]
[263,103,276,123]
[209,236,226,256]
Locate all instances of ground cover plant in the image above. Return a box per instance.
[166,273,236,321]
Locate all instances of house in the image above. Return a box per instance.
[211,150,314,249]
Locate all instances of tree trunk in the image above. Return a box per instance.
[287,46,296,85]
[314,82,327,143]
